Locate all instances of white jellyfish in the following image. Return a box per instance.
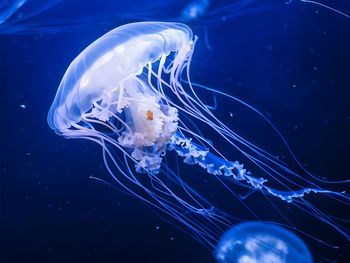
[48,22,350,250]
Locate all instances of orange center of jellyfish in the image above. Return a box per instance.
[146,110,154,121]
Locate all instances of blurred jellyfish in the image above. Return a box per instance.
[180,0,210,21]
[48,22,350,252]
[215,221,313,263]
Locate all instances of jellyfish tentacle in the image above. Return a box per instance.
[298,0,350,19]
[142,43,350,210]
[172,132,349,202]
[65,121,231,247]
[188,81,350,186]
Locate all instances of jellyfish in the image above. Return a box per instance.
[215,221,313,263]
[47,22,350,253]
[180,0,210,21]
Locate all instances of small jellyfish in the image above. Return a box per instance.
[215,221,313,263]
[180,0,210,21]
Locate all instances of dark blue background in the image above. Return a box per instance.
[1,1,350,262]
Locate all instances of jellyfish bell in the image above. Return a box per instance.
[48,21,198,173]
[215,221,313,263]
[48,21,350,256]
[48,21,192,131]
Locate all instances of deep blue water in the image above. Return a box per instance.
[1,1,350,262]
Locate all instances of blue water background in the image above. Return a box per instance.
[1,0,350,262]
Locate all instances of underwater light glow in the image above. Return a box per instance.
[47,21,350,251]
